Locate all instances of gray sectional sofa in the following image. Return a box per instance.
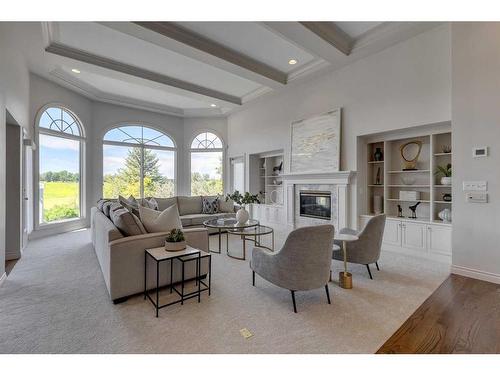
[91,195,235,303]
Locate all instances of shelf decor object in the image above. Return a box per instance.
[290,109,341,173]
[438,208,452,222]
[435,163,452,185]
[443,193,452,202]
[400,140,423,170]
[374,147,384,162]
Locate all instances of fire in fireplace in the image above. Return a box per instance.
[299,191,332,220]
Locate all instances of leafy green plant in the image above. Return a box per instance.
[225,190,261,207]
[165,228,185,243]
[434,163,452,177]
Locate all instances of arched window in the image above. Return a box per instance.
[190,131,224,196]
[37,106,85,224]
[102,125,176,199]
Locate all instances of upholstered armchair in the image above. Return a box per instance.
[333,214,386,279]
[250,225,335,313]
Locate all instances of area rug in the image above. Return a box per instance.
[0,228,449,353]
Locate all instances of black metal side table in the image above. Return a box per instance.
[144,246,211,317]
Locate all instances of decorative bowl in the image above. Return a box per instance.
[400,176,416,185]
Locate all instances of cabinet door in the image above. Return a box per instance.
[383,220,402,246]
[427,225,452,255]
[402,222,427,251]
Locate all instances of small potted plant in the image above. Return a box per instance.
[225,190,261,225]
[164,228,186,252]
[435,163,452,185]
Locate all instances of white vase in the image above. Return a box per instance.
[438,208,452,222]
[236,207,250,224]
[441,176,452,186]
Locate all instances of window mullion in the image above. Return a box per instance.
[140,146,145,199]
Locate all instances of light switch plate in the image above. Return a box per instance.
[466,192,488,203]
[463,181,488,191]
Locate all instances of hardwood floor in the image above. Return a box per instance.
[377,274,500,354]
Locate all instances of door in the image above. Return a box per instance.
[402,222,427,252]
[383,219,402,246]
[427,225,452,255]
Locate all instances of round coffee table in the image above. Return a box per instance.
[203,218,259,256]
[228,225,274,260]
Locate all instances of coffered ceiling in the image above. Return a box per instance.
[21,21,441,117]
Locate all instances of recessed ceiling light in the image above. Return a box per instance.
[288,59,298,65]
[210,104,217,107]
[71,69,81,74]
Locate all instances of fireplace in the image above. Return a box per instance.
[299,191,332,220]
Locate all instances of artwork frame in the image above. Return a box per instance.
[290,108,341,173]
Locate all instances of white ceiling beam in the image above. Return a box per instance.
[262,22,348,65]
[45,42,242,106]
[130,22,287,88]
[299,22,353,56]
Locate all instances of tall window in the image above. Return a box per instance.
[38,106,85,224]
[103,125,176,199]
[190,132,224,196]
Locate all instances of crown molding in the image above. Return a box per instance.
[49,69,225,118]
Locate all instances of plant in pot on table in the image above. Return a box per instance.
[165,228,186,252]
[225,190,261,225]
[435,163,452,185]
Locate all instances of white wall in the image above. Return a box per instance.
[0,23,31,277]
[228,24,452,227]
[451,23,500,282]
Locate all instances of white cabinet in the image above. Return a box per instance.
[383,219,402,246]
[427,225,452,255]
[363,215,451,260]
[402,222,427,252]
[250,204,284,225]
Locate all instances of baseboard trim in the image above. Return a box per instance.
[451,264,500,284]
[0,272,7,287]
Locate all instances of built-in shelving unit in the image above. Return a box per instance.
[249,150,284,206]
[361,125,452,225]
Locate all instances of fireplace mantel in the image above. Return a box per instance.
[281,170,355,184]
[282,170,356,230]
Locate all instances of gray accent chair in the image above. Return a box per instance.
[250,225,335,313]
[333,214,386,279]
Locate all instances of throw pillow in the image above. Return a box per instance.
[141,197,159,211]
[202,196,219,214]
[103,201,119,217]
[110,207,146,236]
[119,195,140,216]
[219,198,235,213]
[139,204,182,233]
[97,199,108,212]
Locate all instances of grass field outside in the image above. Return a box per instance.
[41,181,80,222]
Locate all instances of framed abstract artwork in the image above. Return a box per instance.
[290,108,341,173]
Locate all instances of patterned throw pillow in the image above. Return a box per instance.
[202,196,219,214]
[119,195,140,216]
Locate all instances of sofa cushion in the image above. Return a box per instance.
[180,213,213,226]
[103,201,119,217]
[141,197,159,210]
[177,196,202,216]
[119,195,140,216]
[97,199,109,212]
[110,207,146,236]
[219,198,235,213]
[139,205,182,233]
[154,197,178,211]
[202,196,219,214]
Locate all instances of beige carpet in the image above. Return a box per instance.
[0,228,449,353]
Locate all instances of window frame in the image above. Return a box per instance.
[189,131,225,196]
[102,124,177,199]
[34,104,86,230]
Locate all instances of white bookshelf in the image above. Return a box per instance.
[363,128,452,224]
[249,150,284,206]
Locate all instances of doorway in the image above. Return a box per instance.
[5,115,23,269]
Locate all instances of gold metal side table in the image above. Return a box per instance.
[335,233,359,289]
